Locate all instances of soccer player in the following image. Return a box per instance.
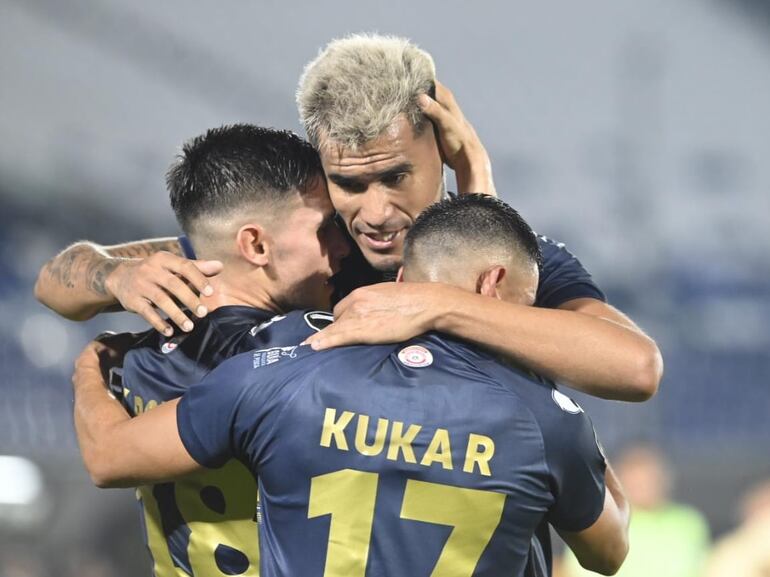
[95,124,349,577]
[73,195,630,576]
[35,34,662,403]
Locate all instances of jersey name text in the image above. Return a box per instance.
[319,407,495,477]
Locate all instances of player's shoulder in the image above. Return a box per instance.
[427,334,587,427]
[262,309,333,335]
[247,309,332,344]
[405,333,555,402]
[209,337,323,391]
[161,306,327,362]
[533,231,605,308]
[486,360,584,431]
[126,306,267,360]
[392,332,494,375]
[535,233,577,263]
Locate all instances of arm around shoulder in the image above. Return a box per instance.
[35,241,125,320]
[540,393,630,574]
[432,290,663,402]
[558,462,630,575]
[72,339,200,488]
[35,237,184,319]
[560,298,663,401]
[36,237,223,335]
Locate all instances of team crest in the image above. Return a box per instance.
[160,334,187,354]
[398,345,433,368]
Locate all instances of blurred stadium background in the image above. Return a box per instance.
[1,0,768,575]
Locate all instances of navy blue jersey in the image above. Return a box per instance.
[177,330,607,577]
[179,229,604,309]
[119,306,332,577]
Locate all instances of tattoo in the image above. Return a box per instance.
[44,245,92,290]
[42,237,180,297]
[87,258,121,296]
[106,238,182,258]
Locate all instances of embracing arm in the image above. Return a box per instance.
[436,291,662,401]
[72,341,199,487]
[35,237,222,334]
[559,462,630,575]
[305,284,662,402]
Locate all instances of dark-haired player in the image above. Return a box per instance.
[36,35,661,405]
[95,124,348,577]
[73,195,630,576]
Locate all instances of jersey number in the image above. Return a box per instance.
[308,469,505,577]
[139,461,259,577]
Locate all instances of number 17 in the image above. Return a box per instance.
[308,469,506,577]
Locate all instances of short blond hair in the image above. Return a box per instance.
[297,33,436,149]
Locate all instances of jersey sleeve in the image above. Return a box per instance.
[539,389,607,532]
[176,353,252,468]
[535,235,606,309]
[178,235,197,259]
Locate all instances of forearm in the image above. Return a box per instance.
[73,364,192,488]
[72,364,134,487]
[35,238,182,320]
[434,287,660,401]
[36,243,125,320]
[604,462,630,531]
[560,462,630,575]
[453,148,496,196]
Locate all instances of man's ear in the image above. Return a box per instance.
[236,224,269,267]
[477,266,506,299]
[396,266,405,283]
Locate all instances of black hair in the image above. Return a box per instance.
[404,194,542,268]
[167,124,323,232]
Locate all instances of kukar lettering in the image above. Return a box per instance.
[320,408,356,450]
[319,408,496,477]
[386,421,421,463]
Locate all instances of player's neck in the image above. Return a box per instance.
[199,275,281,315]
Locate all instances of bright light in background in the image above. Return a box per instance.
[0,456,51,531]
[20,313,72,369]
[0,455,44,505]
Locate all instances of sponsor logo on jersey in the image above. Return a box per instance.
[252,346,299,369]
[304,311,334,332]
[250,315,287,336]
[398,345,433,368]
[551,389,583,414]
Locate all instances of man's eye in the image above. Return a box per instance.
[382,173,406,187]
[335,181,367,193]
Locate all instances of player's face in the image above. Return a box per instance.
[268,178,349,311]
[319,116,444,272]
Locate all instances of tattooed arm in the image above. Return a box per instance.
[35,238,222,335]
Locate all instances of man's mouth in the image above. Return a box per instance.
[360,230,403,251]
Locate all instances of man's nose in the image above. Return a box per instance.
[358,186,392,228]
